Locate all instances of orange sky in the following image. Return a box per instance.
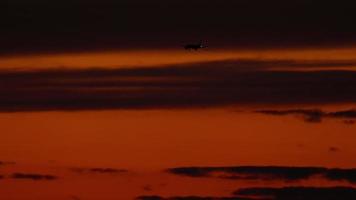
[1,107,356,169]
[1,107,356,200]
[1,48,356,200]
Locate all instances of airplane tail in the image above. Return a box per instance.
[199,40,204,48]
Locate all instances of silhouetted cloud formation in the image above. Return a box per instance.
[168,166,325,181]
[1,59,356,112]
[325,169,356,183]
[137,187,356,200]
[256,109,356,123]
[168,166,356,183]
[11,173,58,180]
[0,161,16,166]
[234,186,356,200]
[136,196,162,200]
[71,167,128,174]
[136,195,253,200]
[2,1,356,55]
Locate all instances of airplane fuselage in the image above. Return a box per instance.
[184,43,204,50]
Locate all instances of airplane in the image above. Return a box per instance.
[184,41,205,50]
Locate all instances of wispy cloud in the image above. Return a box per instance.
[255,109,356,124]
[136,195,254,200]
[0,161,16,166]
[11,173,58,181]
[167,166,356,184]
[168,166,325,181]
[137,187,356,200]
[234,186,356,200]
[70,167,128,174]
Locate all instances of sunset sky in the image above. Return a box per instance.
[1,1,356,200]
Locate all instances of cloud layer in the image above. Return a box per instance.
[11,173,58,180]
[234,186,356,200]
[71,167,128,174]
[1,59,356,112]
[167,166,356,184]
[256,109,356,123]
[137,187,356,200]
[136,196,253,200]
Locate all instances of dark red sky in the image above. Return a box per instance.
[1,0,356,55]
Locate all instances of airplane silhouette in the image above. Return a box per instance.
[184,41,205,50]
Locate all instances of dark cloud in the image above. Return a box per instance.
[167,166,356,184]
[0,161,16,165]
[256,109,356,123]
[136,195,254,200]
[11,173,58,180]
[136,196,163,200]
[1,59,356,112]
[71,167,128,174]
[234,186,356,200]
[329,147,340,152]
[167,166,326,181]
[138,187,356,200]
[256,109,324,123]
[325,169,356,183]
[1,1,356,55]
